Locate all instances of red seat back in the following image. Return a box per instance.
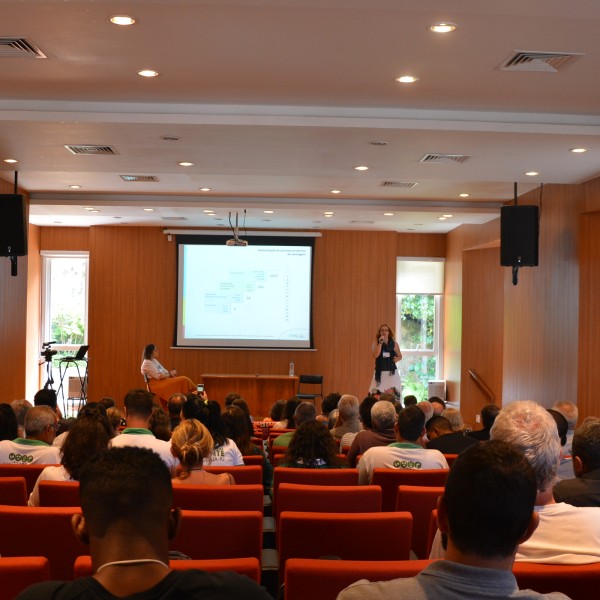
[278,511,412,580]
[0,477,28,506]
[0,556,51,599]
[513,562,600,600]
[284,558,433,600]
[242,454,264,467]
[372,468,448,511]
[203,465,262,485]
[171,484,264,512]
[38,480,80,506]
[395,485,445,559]
[0,464,58,495]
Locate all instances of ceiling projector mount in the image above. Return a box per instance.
[226,210,249,246]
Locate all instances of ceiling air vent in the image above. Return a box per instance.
[0,37,46,58]
[65,145,117,155]
[161,217,187,221]
[120,175,159,182]
[419,153,470,164]
[498,50,584,73]
[380,181,418,188]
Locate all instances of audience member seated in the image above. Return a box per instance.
[140,343,196,403]
[0,406,60,465]
[347,400,397,468]
[330,395,363,446]
[110,389,178,472]
[338,440,569,600]
[316,392,341,427]
[547,409,573,480]
[358,405,448,485]
[441,407,468,433]
[222,405,272,491]
[426,416,478,454]
[16,447,270,599]
[181,396,243,466]
[149,407,171,442]
[98,397,115,410]
[53,402,108,448]
[224,392,242,407]
[272,397,301,430]
[280,420,342,469]
[552,400,579,454]
[171,419,235,485]
[231,398,255,430]
[167,393,186,432]
[28,415,112,506]
[0,403,18,441]
[10,399,32,439]
[106,407,123,437]
[554,420,600,507]
[432,400,600,564]
[416,401,434,425]
[264,399,286,423]
[272,402,317,448]
[33,388,62,420]
[428,396,446,416]
[402,394,418,407]
[340,396,378,453]
[468,403,500,441]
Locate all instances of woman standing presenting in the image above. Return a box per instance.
[141,343,196,404]
[368,324,402,394]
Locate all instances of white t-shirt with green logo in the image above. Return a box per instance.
[0,438,60,465]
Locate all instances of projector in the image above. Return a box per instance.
[226,238,249,246]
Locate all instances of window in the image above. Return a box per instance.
[40,252,89,396]
[396,258,444,400]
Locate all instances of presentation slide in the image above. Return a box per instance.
[176,240,313,348]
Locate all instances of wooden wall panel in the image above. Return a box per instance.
[501,185,580,408]
[397,233,445,258]
[25,224,41,399]
[40,227,89,251]
[460,246,503,427]
[85,227,431,413]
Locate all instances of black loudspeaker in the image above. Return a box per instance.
[500,205,539,267]
[0,194,27,257]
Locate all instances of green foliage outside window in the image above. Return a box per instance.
[51,313,85,346]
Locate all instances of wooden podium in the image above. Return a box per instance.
[201,374,298,418]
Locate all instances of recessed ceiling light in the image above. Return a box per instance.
[396,75,419,83]
[3,158,17,164]
[90,210,100,214]
[354,165,369,171]
[109,15,136,26]
[199,187,211,192]
[331,189,341,194]
[324,211,334,216]
[570,148,588,153]
[525,171,539,176]
[264,210,274,214]
[429,22,457,33]
[203,209,214,213]
[69,185,81,189]
[325,214,334,218]
[383,212,394,216]
[438,216,447,221]
[138,69,159,78]
[178,161,194,167]
[143,208,154,212]
[83,207,95,211]
[459,193,470,197]
[443,214,453,218]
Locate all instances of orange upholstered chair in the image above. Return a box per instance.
[284,558,434,600]
[272,467,359,514]
[0,476,28,506]
[203,465,262,485]
[242,454,264,467]
[171,510,263,564]
[371,468,449,511]
[395,485,445,559]
[275,483,382,523]
[513,562,600,600]
[74,555,261,583]
[0,464,57,495]
[442,453,459,467]
[270,446,288,462]
[171,484,264,512]
[0,556,51,599]
[38,480,80,506]
[278,511,413,580]
[0,506,85,580]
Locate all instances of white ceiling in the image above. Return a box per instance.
[2,0,600,233]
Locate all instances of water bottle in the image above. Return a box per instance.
[289,361,295,376]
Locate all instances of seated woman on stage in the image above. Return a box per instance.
[281,420,343,469]
[181,396,244,467]
[170,419,234,485]
[140,343,196,404]
[28,415,112,506]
